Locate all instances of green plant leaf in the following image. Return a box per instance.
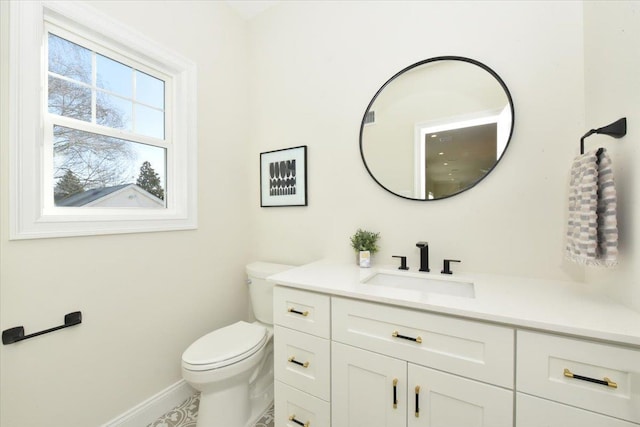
[349,228,380,254]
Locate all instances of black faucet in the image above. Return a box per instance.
[392,255,409,270]
[416,242,429,272]
[441,259,461,275]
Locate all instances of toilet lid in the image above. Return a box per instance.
[182,321,267,370]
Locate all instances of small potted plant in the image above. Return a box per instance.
[350,228,380,267]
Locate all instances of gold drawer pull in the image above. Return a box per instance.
[289,414,310,427]
[564,368,618,389]
[288,307,309,316]
[392,330,422,344]
[392,378,398,409]
[288,356,310,368]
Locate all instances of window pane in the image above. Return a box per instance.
[48,76,92,122]
[48,32,166,140]
[97,92,132,131]
[135,104,164,139]
[53,125,166,208]
[48,33,91,84]
[97,54,133,97]
[136,71,164,109]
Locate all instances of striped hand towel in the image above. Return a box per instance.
[565,148,618,267]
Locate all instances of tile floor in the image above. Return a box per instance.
[147,393,274,427]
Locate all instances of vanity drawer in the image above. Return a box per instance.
[331,297,514,388]
[274,287,330,339]
[517,330,640,423]
[275,381,330,427]
[274,325,331,401]
[516,393,638,427]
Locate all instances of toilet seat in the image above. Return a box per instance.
[182,321,267,371]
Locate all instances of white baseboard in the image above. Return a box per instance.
[102,380,196,427]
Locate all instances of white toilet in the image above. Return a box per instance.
[181,262,293,427]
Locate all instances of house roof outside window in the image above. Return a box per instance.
[56,184,164,208]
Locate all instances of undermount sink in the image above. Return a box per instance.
[363,271,475,298]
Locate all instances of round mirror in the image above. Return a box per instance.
[360,56,514,200]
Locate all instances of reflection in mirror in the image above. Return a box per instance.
[360,56,514,200]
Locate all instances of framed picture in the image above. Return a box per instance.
[260,145,308,207]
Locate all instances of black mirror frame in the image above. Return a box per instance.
[359,56,515,201]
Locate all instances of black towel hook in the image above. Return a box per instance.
[580,117,627,155]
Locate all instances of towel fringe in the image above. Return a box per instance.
[565,253,618,268]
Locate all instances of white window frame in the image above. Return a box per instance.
[8,1,197,239]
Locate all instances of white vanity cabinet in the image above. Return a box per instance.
[271,275,640,427]
[273,287,331,427]
[332,342,407,427]
[332,343,513,427]
[516,394,638,427]
[331,297,514,388]
[406,363,512,427]
[331,297,514,427]
[516,330,640,426]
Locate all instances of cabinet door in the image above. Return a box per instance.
[517,330,640,424]
[273,287,331,338]
[516,393,638,427]
[408,364,513,427]
[332,342,406,427]
[332,297,514,388]
[274,325,331,401]
[275,381,330,427]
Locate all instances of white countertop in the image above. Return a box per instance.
[268,259,640,347]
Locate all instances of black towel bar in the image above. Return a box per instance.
[2,311,82,345]
[580,117,627,154]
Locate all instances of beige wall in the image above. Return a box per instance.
[583,1,640,310]
[0,1,254,426]
[248,1,588,279]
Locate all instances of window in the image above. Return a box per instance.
[47,31,168,208]
[8,1,197,239]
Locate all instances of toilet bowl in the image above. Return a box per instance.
[181,262,293,427]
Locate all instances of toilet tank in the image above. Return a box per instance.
[246,262,294,325]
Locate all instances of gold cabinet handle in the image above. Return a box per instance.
[288,307,309,316]
[415,385,421,417]
[288,356,310,368]
[392,378,398,409]
[288,414,310,427]
[564,368,618,389]
[392,330,422,344]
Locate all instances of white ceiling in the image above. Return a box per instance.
[224,0,280,20]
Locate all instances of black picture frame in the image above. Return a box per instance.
[260,146,307,207]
